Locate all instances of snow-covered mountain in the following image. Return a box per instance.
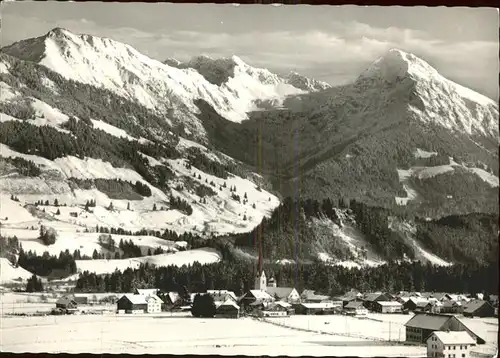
[1,28,328,140]
[355,48,499,139]
[0,31,498,278]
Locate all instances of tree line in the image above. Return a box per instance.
[74,259,498,297]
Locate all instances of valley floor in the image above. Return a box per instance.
[1,313,428,356]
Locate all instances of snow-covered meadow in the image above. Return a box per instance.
[0,313,427,356]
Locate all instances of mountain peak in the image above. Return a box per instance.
[358,48,438,83]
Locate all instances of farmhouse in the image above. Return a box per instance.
[215,299,240,318]
[116,294,148,314]
[403,298,428,312]
[363,292,392,311]
[374,301,403,314]
[55,296,78,313]
[427,331,476,358]
[344,301,368,316]
[415,301,433,313]
[441,300,463,314]
[296,302,338,315]
[240,290,274,310]
[263,302,291,317]
[337,290,363,307]
[404,313,485,345]
[300,290,331,303]
[463,300,495,318]
[207,290,238,306]
[266,286,301,303]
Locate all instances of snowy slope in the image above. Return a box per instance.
[0,143,280,236]
[0,258,36,283]
[1,28,316,138]
[357,49,499,139]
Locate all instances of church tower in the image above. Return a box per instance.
[254,270,267,290]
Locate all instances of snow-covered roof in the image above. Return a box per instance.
[145,294,163,303]
[431,331,476,345]
[301,302,338,309]
[217,299,240,310]
[377,301,402,307]
[249,290,274,301]
[121,294,147,305]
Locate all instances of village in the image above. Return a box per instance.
[33,269,498,358]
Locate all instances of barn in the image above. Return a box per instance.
[116,294,148,314]
[215,300,240,318]
[404,313,485,345]
[463,300,495,318]
[55,296,78,313]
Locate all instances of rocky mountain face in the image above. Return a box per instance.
[0,29,498,270]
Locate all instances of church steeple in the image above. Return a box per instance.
[255,270,267,290]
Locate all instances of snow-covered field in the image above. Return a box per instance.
[0,313,427,356]
[75,248,221,275]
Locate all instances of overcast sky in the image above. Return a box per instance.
[1,3,498,99]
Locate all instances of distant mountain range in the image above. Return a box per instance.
[0,28,497,274]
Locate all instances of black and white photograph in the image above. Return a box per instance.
[0,2,498,357]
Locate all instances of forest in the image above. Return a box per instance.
[232,196,498,265]
[74,259,498,297]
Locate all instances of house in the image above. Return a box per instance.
[116,294,148,314]
[207,290,238,306]
[344,301,368,316]
[336,289,363,307]
[374,301,403,314]
[441,301,463,314]
[215,299,240,318]
[363,292,392,311]
[296,302,338,315]
[145,294,163,313]
[463,300,495,318]
[415,300,433,313]
[239,290,274,310]
[263,302,291,317]
[163,291,181,308]
[404,313,485,345]
[403,297,428,312]
[266,286,301,304]
[300,290,331,303]
[427,331,476,358]
[55,296,78,313]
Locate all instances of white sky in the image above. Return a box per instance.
[1,3,498,99]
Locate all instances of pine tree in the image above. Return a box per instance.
[54,198,59,207]
[127,202,131,210]
[153,204,157,211]
[56,209,61,215]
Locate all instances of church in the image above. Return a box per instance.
[254,270,300,304]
